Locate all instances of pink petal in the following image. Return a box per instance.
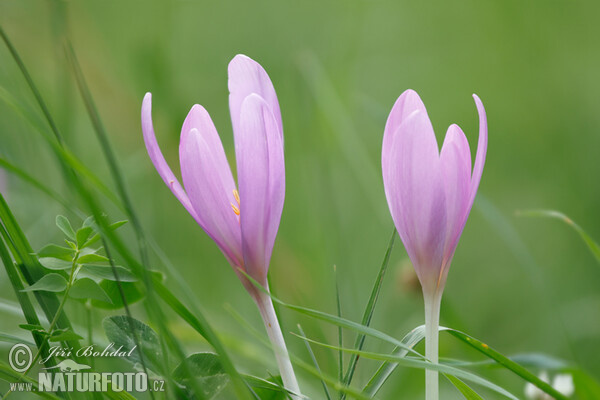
[236,94,284,285]
[383,110,446,285]
[382,89,427,169]
[469,94,488,205]
[141,93,199,221]
[228,54,282,142]
[179,105,242,266]
[439,124,472,262]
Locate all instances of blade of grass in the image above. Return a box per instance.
[294,333,518,400]
[517,209,600,263]
[445,375,484,399]
[297,324,332,400]
[334,265,344,389]
[342,229,395,397]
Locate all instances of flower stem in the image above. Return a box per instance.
[254,289,301,398]
[424,292,442,400]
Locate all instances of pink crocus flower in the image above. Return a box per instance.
[381,89,487,400]
[141,54,300,397]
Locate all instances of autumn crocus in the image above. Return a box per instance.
[141,55,300,397]
[382,89,487,400]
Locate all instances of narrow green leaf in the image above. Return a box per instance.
[70,278,112,303]
[49,328,84,342]
[518,209,600,263]
[77,253,109,263]
[295,333,518,400]
[83,220,127,248]
[446,375,485,399]
[39,257,72,270]
[297,324,332,400]
[19,324,46,333]
[37,244,74,261]
[56,215,76,240]
[343,228,396,394]
[76,226,93,248]
[444,328,569,400]
[22,273,68,293]
[79,264,137,282]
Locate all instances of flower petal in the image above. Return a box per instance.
[469,94,488,205]
[228,54,282,141]
[439,124,472,262]
[236,94,284,285]
[383,110,446,285]
[382,89,427,169]
[179,105,242,266]
[141,93,199,220]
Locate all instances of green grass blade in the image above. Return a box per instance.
[517,209,600,263]
[297,324,332,400]
[0,362,62,400]
[334,265,344,390]
[342,229,396,394]
[445,375,484,399]
[294,332,518,400]
[443,328,569,400]
[362,325,426,396]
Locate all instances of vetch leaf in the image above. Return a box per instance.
[36,244,74,261]
[172,353,229,399]
[69,278,112,303]
[56,215,76,240]
[83,220,128,248]
[76,226,93,248]
[77,253,109,264]
[22,273,67,293]
[49,328,84,342]
[39,257,72,270]
[92,280,144,310]
[79,265,137,282]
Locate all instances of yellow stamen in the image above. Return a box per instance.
[231,203,240,215]
[233,189,240,205]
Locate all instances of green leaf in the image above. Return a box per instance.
[518,209,600,263]
[39,257,72,270]
[70,278,112,303]
[343,228,396,394]
[297,324,331,400]
[37,244,74,261]
[77,253,109,264]
[19,324,46,333]
[103,315,164,376]
[91,280,144,309]
[444,328,569,400]
[79,265,137,282]
[56,215,76,240]
[22,273,67,293]
[83,220,128,248]
[82,216,95,228]
[76,226,94,248]
[49,328,84,342]
[172,353,229,399]
[446,375,484,399]
[245,375,288,400]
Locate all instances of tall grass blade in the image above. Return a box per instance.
[517,209,600,263]
[342,229,396,395]
[297,324,332,400]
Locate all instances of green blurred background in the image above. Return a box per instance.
[1,0,599,398]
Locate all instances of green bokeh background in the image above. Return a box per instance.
[1,0,599,398]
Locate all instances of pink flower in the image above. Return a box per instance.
[382,89,487,296]
[141,54,284,289]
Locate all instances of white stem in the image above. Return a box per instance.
[424,292,442,400]
[254,289,301,398]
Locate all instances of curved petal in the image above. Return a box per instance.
[439,124,471,262]
[382,89,427,169]
[383,110,446,286]
[141,93,199,220]
[228,54,282,141]
[469,94,488,205]
[179,106,242,266]
[236,94,284,285]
